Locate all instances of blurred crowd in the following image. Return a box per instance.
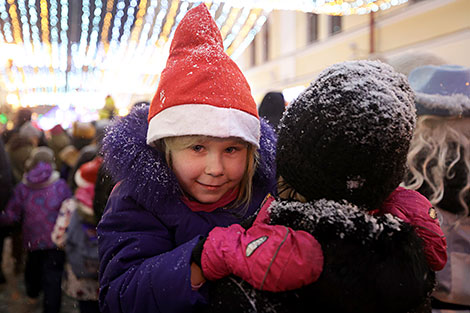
[0,105,117,313]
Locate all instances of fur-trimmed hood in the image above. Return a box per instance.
[101,103,277,213]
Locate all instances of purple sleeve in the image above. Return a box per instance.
[98,192,207,313]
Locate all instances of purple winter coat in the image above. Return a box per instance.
[0,162,72,251]
[98,104,277,313]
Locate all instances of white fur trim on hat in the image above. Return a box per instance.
[74,169,94,188]
[147,104,260,147]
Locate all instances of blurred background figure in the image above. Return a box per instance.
[258,91,286,132]
[3,121,45,276]
[403,64,470,312]
[0,138,14,284]
[6,122,44,183]
[67,122,99,193]
[0,146,72,313]
[98,95,118,121]
[47,125,72,171]
[385,51,447,77]
[1,108,32,145]
[58,145,81,182]
[52,157,103,313]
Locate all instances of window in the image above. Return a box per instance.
[307,13,318,43]
[329,15,342,36]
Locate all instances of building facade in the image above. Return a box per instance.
[236,0,470,103]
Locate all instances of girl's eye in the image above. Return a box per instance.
[225,146,239,153]
[191,145,204,152]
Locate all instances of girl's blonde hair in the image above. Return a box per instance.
[403,115,470,217]
[159,136,258,209]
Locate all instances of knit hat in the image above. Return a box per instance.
[146,4,260,147]
[408,65,470,117]
[277,60,416,209]
[74,156,103,188]
[25,146,55,171]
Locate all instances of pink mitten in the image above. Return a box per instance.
[379,187,447,271]
[200,222,323,292]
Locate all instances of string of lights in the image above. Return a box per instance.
[0,0,406,111]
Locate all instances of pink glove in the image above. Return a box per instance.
[200,222,323,292]
[377,187,447,271]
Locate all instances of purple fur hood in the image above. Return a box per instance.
[101,103,277,213]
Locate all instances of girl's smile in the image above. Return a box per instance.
[171,137,248,204]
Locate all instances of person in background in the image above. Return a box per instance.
[66,122,97,191]
[258,91,286,132]
[1,107,32,145]
[3,121,44,275]
[52,156,103,313]
[6,121,43,183]
[97,5,323,313]
[46,124,72,171]
[403,64,470,312]
[0,138,14,284]
[58,144,81,182]
[0,146,72,313]
[98,95,118,120]
[384,50,447,77]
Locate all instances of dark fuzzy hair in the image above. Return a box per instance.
[277,60,416,209]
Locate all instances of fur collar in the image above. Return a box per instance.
[101,104,277,213]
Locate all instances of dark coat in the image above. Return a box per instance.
[0,139,13,211]
[97,104,277,313]
[204,198,435,313]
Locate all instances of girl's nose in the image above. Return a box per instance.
[205,153,224,177]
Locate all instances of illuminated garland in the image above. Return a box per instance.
[0,0,407,109]
[184,0,409,15]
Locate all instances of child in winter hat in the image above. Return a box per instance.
[403,64,470,311]
[1,145,71,312]
[52,156,103,312]
[203,60,447,313]
[24,146,56,172]
[97,4,321,313]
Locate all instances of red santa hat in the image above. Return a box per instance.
[74,157,103,188]
[146,4,260,148]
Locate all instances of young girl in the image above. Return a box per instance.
[403,64,470,312]
[97,4,322,313]
[0,146,72,313]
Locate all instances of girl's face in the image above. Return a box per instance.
[171,137,248,204]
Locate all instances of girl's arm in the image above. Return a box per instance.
[98,193,207,313]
